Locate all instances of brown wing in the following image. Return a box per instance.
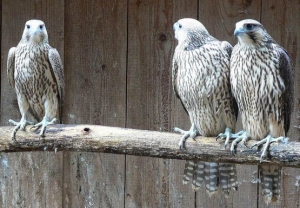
[7,47,16,88]
[277,46,294,133]
[48,48,64,103]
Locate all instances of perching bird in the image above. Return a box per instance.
[230,19,294,203]
[172,18,238,195]
[7,19,64,141]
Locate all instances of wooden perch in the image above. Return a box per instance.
[0,124,299,167]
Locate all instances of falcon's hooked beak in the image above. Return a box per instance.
[31,30,43,43]
[173,22,182,41]
[234,27,245,36]
[173,22,180,31]
[233,23,253,45]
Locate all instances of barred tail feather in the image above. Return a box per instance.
[183,160,196,184]
[183,161,238,196]
[259,165,282,204]
[204,162,219,195]
[219,163,238,195]
[192,162,205,190]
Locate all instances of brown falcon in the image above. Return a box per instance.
[172,18,238,195]
[230,19,294,203]
[7,19,64,141]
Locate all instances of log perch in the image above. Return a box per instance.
[0,124,299,167]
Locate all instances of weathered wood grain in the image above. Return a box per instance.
[63,0,127,207]
[0,125,299,168]
[126,0,197,207]
[0,0,64,207]
[259,1,300,207]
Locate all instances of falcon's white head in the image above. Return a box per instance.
[22,19,48,44]
[173,18,209,45]
[234,19,274,46]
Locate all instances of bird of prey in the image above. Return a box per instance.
[172,18,238,195]
[230,19,294,203]
[7,19,64,141]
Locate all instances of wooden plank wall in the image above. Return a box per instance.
[0,0,299,207]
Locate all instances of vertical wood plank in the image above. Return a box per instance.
[196,1,261,207]
[0,152,63,207]
[63,0,127,207]
[126,0,197,207]
[199,0,262,46]
[0,0,64,207]
[259,1,300,207]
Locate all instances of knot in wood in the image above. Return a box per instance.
[158,33,167,42]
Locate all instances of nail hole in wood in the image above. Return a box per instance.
[81,127,91,135]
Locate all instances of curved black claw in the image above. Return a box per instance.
[216,133,226,141]
[179,143,186,150]
[250,144,257,149]
[30,125,40,131]
[243,141,249,148]
[224,143,228,150]
[229,131,249,156]
[178,133,190,150]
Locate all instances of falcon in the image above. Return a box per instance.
[230,19,294,203]
[7,19,64,141]
[172,18,238,195]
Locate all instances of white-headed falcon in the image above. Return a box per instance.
[172,18,238,195]
[7,19,64,141]
[230,19,294,203]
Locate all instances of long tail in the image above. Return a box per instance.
[183,160,198,185]
[219,163,238,194]
[183,161,237,195]
[259,165,281,204]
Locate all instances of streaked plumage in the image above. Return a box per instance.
[7,19,64,141]
[172,18,238,195]
[230,19,294,203]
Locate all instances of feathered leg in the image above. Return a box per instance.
[31,100,59,137]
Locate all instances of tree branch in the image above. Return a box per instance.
[0,124,299,167]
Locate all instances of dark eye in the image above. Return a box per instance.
[179,24,182,29]
[245,24,254,30]
[39,25,44,29]
[26,25,30,29]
